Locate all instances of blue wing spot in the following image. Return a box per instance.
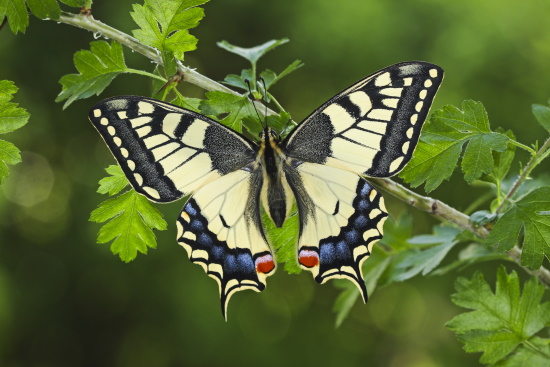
[185,203,197,216]
[212,246,224,260]
[336,241,351,260]
[237,253,255,273]
[190,219,204,231]
[224,254,237,272]
[357,199,369,211]
[345,230,360,243]
[354,215,368,228]
[320,243,336,263]
[198,233,213,247]
[360,182,371,196]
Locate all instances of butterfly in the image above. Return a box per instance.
[89,61,443,319]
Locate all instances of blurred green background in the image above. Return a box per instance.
[1,0,550,366]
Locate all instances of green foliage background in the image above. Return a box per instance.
[1,0,550,366]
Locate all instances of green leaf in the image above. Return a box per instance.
[59,0,86,7]
[481,129,516,186]
[217,38,289,65]
[0,139,20,185]
[487,187,550,269]
[333,282,360,328]
[199,91,257,133]
[0,79,29,185]
[131,0,208,69]
[532,104,550,132]
[262,208,301,274]
[97,165,129,196]
[400,100,509,192]
[393,226,460,281]
[56,41,129,108]
[447,267,550,365]
[431,243,510,276]
[90,190,167,262]
[260,60,304,89]
[495,337,550,367]
[0,0,29,34]
[26,0,60,20]
[222,69,254,91]
[0,80,30,133]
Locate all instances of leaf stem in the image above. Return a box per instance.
[507,139,536,155]
[496,136,550,214]
[125,68,167,82]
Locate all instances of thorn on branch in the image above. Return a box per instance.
[155,70,185,95]
[431,201,438,213]
[80,7,92,16]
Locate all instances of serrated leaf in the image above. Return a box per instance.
[199,91,257,133]
[90,190,167,262]
[532,104,550,132]
[222,69,254,91]
[400,100,509,192]
[447,266,550,365]
[0,80,30,133]
[26,0,60,20]
[394,226,460,281]
[262,208,300,274]
[0,139,20,184]
[97,165,128,196]
[495,337,550,367]
[217,38,289,65]
[56,41,129,108]
[261,60,304,89]
[487,187,550,269]
[482,129,516,186]
[0,0,29,34]
[431,243,510,276]
[0,79,29,185]
[131,0,207,65]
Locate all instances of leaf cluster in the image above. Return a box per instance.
[447,267,550,366]
[0,80,30,184]
[0,0,86,34]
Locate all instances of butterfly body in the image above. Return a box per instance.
[89,62,444,318]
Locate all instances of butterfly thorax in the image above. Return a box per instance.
[259,127,294,228]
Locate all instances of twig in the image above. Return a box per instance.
[54,10,550,289]
[496,136,550,214]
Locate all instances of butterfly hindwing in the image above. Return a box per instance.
[89,96,256,202]
[282,62,444,177]
[284,163,388,301]
[176,169,276,319]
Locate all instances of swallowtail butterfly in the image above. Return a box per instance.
[89,62,443,318]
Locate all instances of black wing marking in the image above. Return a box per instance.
[89,96,257,202]
[284,162,387,301]
[176,169,275,319]
[282,62,444,177]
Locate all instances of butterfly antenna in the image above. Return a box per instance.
[258,77,269,129]
[244,79,266,130]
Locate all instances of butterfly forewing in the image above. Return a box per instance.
[89,96,256,202]
[283,62,444,177]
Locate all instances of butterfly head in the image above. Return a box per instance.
[260,127,281,144]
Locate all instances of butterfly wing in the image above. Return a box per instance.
[282,62,444,177]
[284,162,387,302]
[89,96,275,318]
[89,96,256,202]
[282,62,443,299]
[177,169,275,319]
